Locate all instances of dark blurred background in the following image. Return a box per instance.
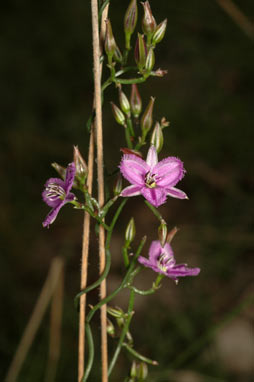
[1,0,254,381]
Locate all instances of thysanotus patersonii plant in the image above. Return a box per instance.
[42,1,200,381]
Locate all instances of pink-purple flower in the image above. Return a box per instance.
[119,145,187,207]
[138,240,200,282]
[42,162,76,228]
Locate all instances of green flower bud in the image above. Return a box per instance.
[167,226,179,243]
[51,162,66,180]
[111,102,126,126]
[130,84,142,118]
[124,0,138,49]
[158,220,167,247]
[141,1,157,37]
[113,174,123,196]
[113,44,123,63]
[137,362,148,380]
[106,319,115,337]
[135,33,147,71]
[140,96,155,134]
[145,47,155,72]
[119,89,131,116]
[152,19,167,45]
[105,19,117,61]
[125,217,136,244]
[130,361,137,378]
[150,122,163,153]
[73,145,88,183]
[107,306,124,318]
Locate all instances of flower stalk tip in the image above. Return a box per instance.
[141,1,157,39]
[124,0,138,50]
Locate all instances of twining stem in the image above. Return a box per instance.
[108,289,135,376]
[91,0,108,380]
[122,343,158,366]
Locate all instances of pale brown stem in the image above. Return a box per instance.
[91,0,108,381]
[45,262,64,382]
[78,129,94,382]
[78,2,108,381]
[5,257,64,382]
[216,0,254,40]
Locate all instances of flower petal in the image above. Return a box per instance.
[146,145,158,169]
[120,154,149,186]
[141,186,167,207]
[64,162,76,194]
[153,157,185,187]
[167,264,200,278]
[166,186,188,199]
[42,201,64,228]
[121,185,142,197]
[42,178,65,208]
[138,256,163,274]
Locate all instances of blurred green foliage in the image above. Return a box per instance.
[1,0,253,381]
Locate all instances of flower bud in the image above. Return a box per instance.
[158,220,167,247]
[120,147,142,158]
[107,306,124,318]
[51,162,66,179]
[105,19,117,61]
[125,217,136,244]
[137,362,148,380]
[106,319,115,337]
[130,361,137,378]
[73,146,88,181]
[135,33,147,71]
[145,47,155,72]
[152,19,167,45]
[150,122,163,152]
[140,97,155,134]
[141,1,156,37]
[130,84,142,118]
[113,44,123,63]
[113,174,122,195]
[167,226,179,243]
[119,89,131,116]
[124,0,138,49]
[111,102,126,126]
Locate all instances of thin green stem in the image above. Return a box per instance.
[115,77,146,85]
[81,323,94,382]
[122,342,158,366]
[108,289,135,376]
[124,126,133,149]
[126,117,135,138]
[144,200,164,222]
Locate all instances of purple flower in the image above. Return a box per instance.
[119,145,187,207]
[138,240,200,282]
[42,162,76,228]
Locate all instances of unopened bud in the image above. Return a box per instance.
[106,319,115,337]
[137,362,148,380]
[130,84,142,118]
[120,147,142,158]
[151,122,163,152]
[124,0,138,49]
[119,89,131,116]
[107,306,124,318]
[140,97,155,134]
[105,19,117,61]
[111,102,126,126]
[125,217,136,244]
[113,44,123,63]
[141,1,156,37]
[152,19,167,45]
[167,226,179,243]
[158,220,167,247]
[145,47,155,72]
[130,361,137,378]
[51,162,66,179]
[113,174,122,195]
[135,33,147,71]
[73,146,88,181]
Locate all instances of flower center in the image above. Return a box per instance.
[157,252,174,273]
[45,183,66,201]
[145,172,156,188]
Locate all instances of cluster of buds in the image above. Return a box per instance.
[129,361,148,381]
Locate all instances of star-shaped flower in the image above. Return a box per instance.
[42,162,76,228]
[119,145,187,207]
[138,240,200,282]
